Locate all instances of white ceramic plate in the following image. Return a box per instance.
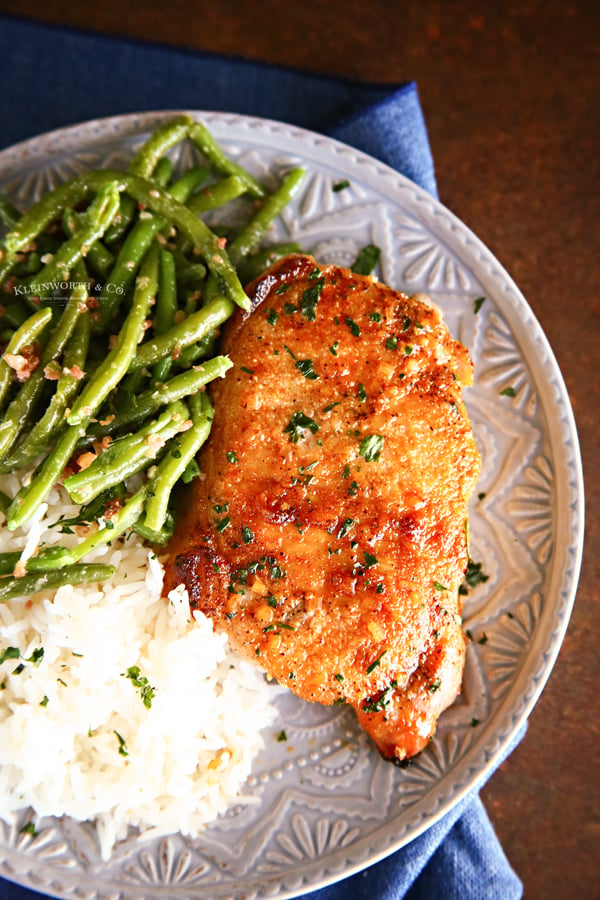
[0,112,584,899]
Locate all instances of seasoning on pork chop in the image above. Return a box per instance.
[166,254,481,761]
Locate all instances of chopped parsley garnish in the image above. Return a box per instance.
[266,307,279,325]
[428,678,442,693]
[323,401,340,412]
[266,595,279,609]
[329,341,339,356]
[385,335,398,350]
[345,316,361,337]
[299,278,325,321]
[362,679,398,713]
[241,525,255,544]
[19,822,37,838]
[433,581,448,591]
[275,621,295,631]
[334,673,344,682]
[226,450,238,463]
[114,730,129,756]
[25,648,44,667]
[471,717,480,727]
[124,666,156,709]
[359,434,384,462]
[347,480,359,496]
[363,551,378,568]
[404,345,413,356]
[284,302,297,315]
[213,502,229,514]
[337,518,354,538]
[500,386,516,397]
[403,316,412,330]
[181,458,200,483]
[341,465,351,479]
[295,359,319,380]
[0,647,20,665]
[332,179,350,192]
[215,516,231,532]
[376,583,385,594]
[366,650,386,674]
[284,410,319,443]
[351,243,381,275]
[461,557,490,593]
[240,366,254,375]
[276,729,288,742]
[275,284,290,294]
[357,383,367,402]
[55,484,126,530]
[39,695,49,707]
[474,296,486,314]
[478,632,488,645]
[370,312,382,322]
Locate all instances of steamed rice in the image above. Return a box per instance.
[0,475,278,859]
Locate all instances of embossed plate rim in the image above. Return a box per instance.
[0,111,585,899]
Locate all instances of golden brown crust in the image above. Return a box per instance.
[165,254,480,760]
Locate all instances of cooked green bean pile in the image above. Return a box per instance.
[0,115,305,597]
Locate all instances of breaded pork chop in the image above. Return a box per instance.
[166,254,480,761]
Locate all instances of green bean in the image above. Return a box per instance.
[19,251,42,276]
[95,215,160,329]
[7,422,83,531]
[237,242,302,285]
[168,165,209,201]
[102,121,186,246]
[151,250,178,384]
[178,261,207,288]
[0,549,90,575]
[103,195,137,246]
[101,154,169,256]
[5,170,250,311]
[25,183,120,301]
[130,116,192,180]
[2,313,90,470]
[0,564,116,601]
[187,175,246,216]
[0,192,20,230]
[79,358,231,445]
[176,336,217,368]
[0,251,18,291]
[154,249,177,335]
[188,121,266,199]
[175,175,245,260]
[227,168,306,266]
[67,244,159,427]
[0,276,87,461]
[0,490,11,515]
[62,208,115,279]
[153,157,174,187]
[133,512,174,546]
[64,402,188,505]
[144,393,213,532]
[37,488,147,569]
[0,307,53,409]
[128,295,234,373]
[97,170,213,330]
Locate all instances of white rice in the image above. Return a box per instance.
[0,475,277,859]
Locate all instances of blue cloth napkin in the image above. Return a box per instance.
[0,13,522,900]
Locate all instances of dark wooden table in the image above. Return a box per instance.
[0,1,597,896]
